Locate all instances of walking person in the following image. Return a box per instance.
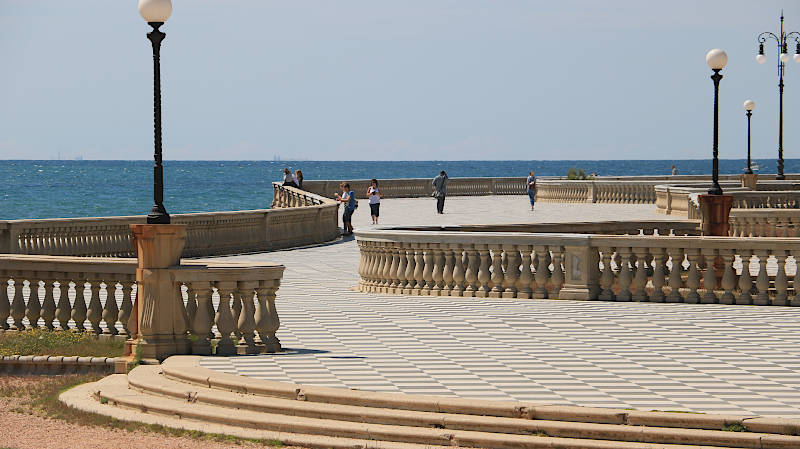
[334,182,356,235]
[432,170,449,214]
[527,170,537,210]
[671,165,678,176]
[282,168,297,187]
[294,169,304,190]
[366,179,382,224]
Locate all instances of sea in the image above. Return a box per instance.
[1,159,797,220]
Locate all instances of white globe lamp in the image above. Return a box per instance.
[706,49,728,70]
[138,0,172,23]
[756,53,767,64]
[744,99,755,111]
[780,52,790,63]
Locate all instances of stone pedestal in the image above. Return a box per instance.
[558,244,600,300]
[698,195,733,237]
[740,173,759,190]
[130,224,188,362]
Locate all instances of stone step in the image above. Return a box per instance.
[160,356,800,435]
[128,365,799,449]
[93,371,743,449]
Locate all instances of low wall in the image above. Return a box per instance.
[0,185,339,258]
[301,177,528,199]
[354,222,799,306]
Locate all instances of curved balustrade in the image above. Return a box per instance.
[535,181,659,204]
[355,223,800,306]
[729,210,800,237]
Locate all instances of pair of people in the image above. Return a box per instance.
[281,168,304,189]
[335,179,383,235]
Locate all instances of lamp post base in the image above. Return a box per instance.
[740,173,759,190]
[698,194,733,236]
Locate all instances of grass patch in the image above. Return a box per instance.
[0,374,287,447]
[0,328,124,357]
[723,423,748,432]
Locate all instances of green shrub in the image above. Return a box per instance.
[0,328,124,357]
[566,168,594,180]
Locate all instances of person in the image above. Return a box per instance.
[294,169,304,190]
[527,170,537,210]
[366,179,382,224]
[671,165,678,176]
[282,168,297,187]
[432,170,449,214]
[334,182,356,235]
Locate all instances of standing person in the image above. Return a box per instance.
[366,178,382,224]
[527,170,537,211]
[294,169,304,190]
[334,182,356,235]
[432,170,449,214]
[282,168,297,187]
[671,165,678,176]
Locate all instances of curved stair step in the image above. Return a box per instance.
[129,365,798,449]
[91,371,748,449]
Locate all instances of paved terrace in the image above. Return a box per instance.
[199,196,800,417]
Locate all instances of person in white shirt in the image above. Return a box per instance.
[366,178,382,224]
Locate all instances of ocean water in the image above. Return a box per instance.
[1,159,797,220]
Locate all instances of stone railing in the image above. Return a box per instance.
[0,186,338,258]
[355,223,800,306]
[0,254,286,357]
[300,177,528,199]
[535,180,659,204]
[729,209,800,237]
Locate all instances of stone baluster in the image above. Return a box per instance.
[517,245,533,299]
[719,250,737,305]
[189,281,213,355]
[25,279,42,328]
[476,245,491,297]
[598,248,615,301]
[183,283,197,332]
[403,247,416,294]
[40,279,56,330]
[9,279,26,330]
[366,243,378,287]
[118,282,134,336]
[372,244,386,292]
[737,249,754,305]
[442,246,455,295]
[387,247,400,291]
[214,282,237,356]
[489,246,505,298]
[86,282,103,334]
[793,252,800,306]
[451,246,466,296]
[700,248,718,304]
[421,245,434,295]
[650,248,666,302]
[463,246,479,297]
[412,245,425,294]
[256,280,281,352]
[356,241,367,286]
[55,281,72,330]
[533,246,550,298]
[102,282,120,335]
[615,248,632,301]
[754,251,771,305]
[236,281,259,354]
[231,292,242,340]
[380,245,393,293]
[396,244,409,293]
[431,246,445,295]
[71,281,87,331]
[684,250,701,303]
[0,278,9,330]
[774,251,789,306]
[502,246,520,298]
[550,247,564,297]
[631,248,649,301]
[666,249,684,302]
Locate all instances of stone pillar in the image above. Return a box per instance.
[558,243,600,300]
[129,224,188,362]
[740,173,758,190]
[698,194,733,237]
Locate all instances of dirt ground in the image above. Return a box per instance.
[0,375,301,449]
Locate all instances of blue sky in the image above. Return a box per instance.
[1,0,799,160]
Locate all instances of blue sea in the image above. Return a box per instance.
[1,159,797,220]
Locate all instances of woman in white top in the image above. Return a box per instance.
[366,178,382,224]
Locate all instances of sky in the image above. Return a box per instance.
[1,0,800,161]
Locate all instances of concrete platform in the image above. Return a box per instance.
[198,197,800,417]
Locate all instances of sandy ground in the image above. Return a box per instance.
[0,376,300,449]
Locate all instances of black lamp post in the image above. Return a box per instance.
[706,49,727,196]
[138,0,173,224]
[756,11,800,180]
[744,100,755,174]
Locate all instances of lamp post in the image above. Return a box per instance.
[706,49,727,195]
[138,0,172,224]
[756,11,800,180]
[744,100,755,174]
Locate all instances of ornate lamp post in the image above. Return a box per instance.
[138,0,172,224]
[743,100,755,174]
[706,49,727,195]
[756,12,800,180]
